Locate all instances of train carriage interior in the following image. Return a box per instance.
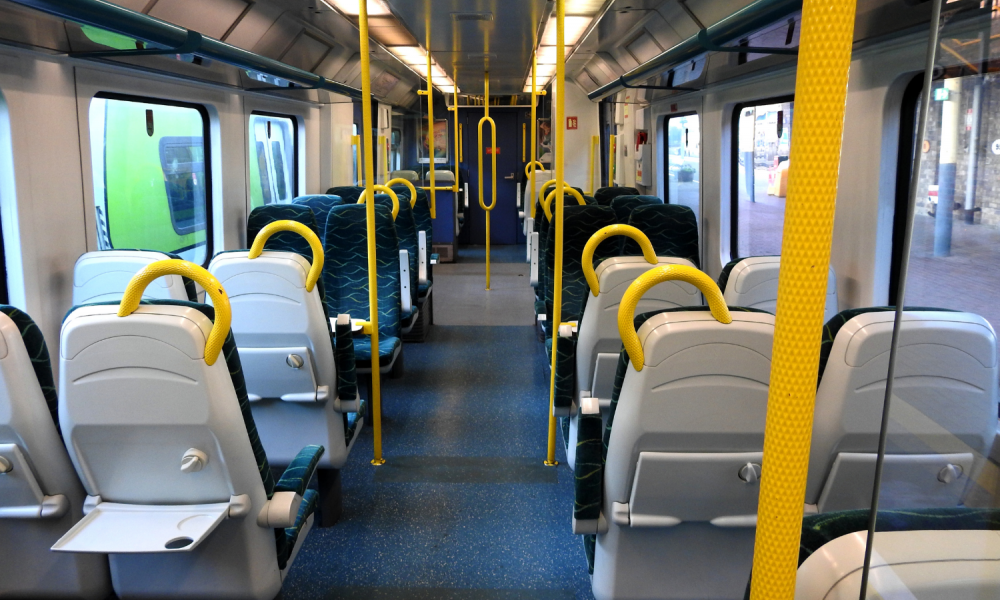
[2,0,1000,598]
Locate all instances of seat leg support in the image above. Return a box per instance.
[316,468,343,528]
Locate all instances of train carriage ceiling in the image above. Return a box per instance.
[0,0,944,106]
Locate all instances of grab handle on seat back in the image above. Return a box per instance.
[386,178,418,209]
[618,265,730,371]
[582,225,657,296]
[357,184,400,221]
[249,220,325,293]
[119,259,231,366]
[542,185,586,221]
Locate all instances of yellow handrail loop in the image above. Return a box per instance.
[385,177,418,208]
[538,178,558,208]
[118,259,231,366]
[357,184,400,221]
[249,220,324,293]
[582,225,657,296]
[542,185,586,221]
[617,265,731,371]
[478,116,498,212]
[524,160,544,180]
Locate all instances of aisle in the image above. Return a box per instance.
[282,246,595,599]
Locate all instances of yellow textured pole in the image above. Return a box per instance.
[522,123,526,162]
[609,134,616,185]
[427,53,436,218]
[530,50,538,220]
[544,0,565,467]
[749,1,856,597]
[357,0,385,466]
[478,71,496,290]
[453,76,460,194]
[459,123,463,162]
[588,135,598,195]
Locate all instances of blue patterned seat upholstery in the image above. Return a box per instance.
[409,187,435,296]
[324,187,362,203]
[373,192,418,320]
[610,194,663,225]
[247,204,322,260]
[625,204,700,267]
[302,202,402,370]
[593,186,639,206]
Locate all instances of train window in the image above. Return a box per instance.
[249,113,297,208]
[665,114,700,224]
[89,93,211,265]
[391,127,402,171]
[731,98,794,258]
[893,72,1000,335]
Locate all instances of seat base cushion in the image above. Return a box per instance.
[353,336,402,367]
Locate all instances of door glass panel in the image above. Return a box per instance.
[666,114,700,226]
[89,95,209,264]
[734,100,793,258]
[248,114,295,207]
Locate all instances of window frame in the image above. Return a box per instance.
[729,94,795,260]
[92,91,213,265]
[888,74,925,305]
[663,110,701,204]
[249,110,299,204]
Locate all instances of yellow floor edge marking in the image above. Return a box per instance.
[749,1,857,598]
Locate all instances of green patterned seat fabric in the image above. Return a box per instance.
[246,204,322,261]
[0,306,59,433]
[593,186,639,206]
[577,305,772,574]
[373,193,418,318]
[544,205,618,338]
[610,194,662,225]
[742,507,1000,599]
[353,337,402,368]
[406,186,434,292]
[278,488,318,570]
[818,307,955,385]
[324,186,363,203]
[624,204,700,267]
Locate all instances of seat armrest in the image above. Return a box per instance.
[275,444,325,498]
[529,232,540,287]
[552,335,576,417]
[333,315,359,406]
[573,410,604,534]
[524,216,534,244]
[399,249,412,315]
[257,492,302,529]
[430,253,439,265]
[417,231,428,285]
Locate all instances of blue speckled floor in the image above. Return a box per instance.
[456,245,526,264]
[280,324,595,599]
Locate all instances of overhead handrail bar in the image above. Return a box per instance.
[248,220,324,292]
[617,265,731,371]
[542,185,586,222]
[357,185,400,221]
[587,0,802,101]
[119,259,231,366]
[385,178,417,208]
[581,225,657,296]
[545,0,567,468]
[478,70,497,290]
[11,0,363,100]
[357,0,386,466]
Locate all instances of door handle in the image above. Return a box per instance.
[504,173,515,180]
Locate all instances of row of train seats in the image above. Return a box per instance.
[0,184,436,598]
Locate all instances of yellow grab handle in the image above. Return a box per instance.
[618,265,730,371]
[358,184,400,221]
[386,177,418,208]
[582,225,657,296]
[524,160,544,179]
[118,259,231,366]
[478,116,498,211]
[542,185,586,221]
[249,220,324,293]
[538,179,558,208]
[522,123,526,161]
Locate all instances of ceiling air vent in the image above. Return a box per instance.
[452,12,493,22]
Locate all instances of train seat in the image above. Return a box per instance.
[409,185,437,296]
[392,184,436,341]
[390,170,419,182]
[247,203,323,259]
[0,306,111,599]
[73,249,197,304]
[782,508,1000,599]
[522,169,553,235]
[593,186,640,206]
[720,256,839,320]
[625,204,700,266]
[806,308,997,513]
[531,186,595,311]
[372,191,419,331]
[324,186,363,203]
[58,274,323,599]
[575,302,775,600]
[609,194,662,225]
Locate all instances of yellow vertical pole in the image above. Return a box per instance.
[609,134,616,186]
[459,124,464,162]
[357,0,385,466]
[522,123,526,162]
[478,71,496,290]
[748,1,856,598]
[426,54,437,219]
[587,135,598,195]
[544,0,565,467]
[530,50,538,220]
[453,77,460,194]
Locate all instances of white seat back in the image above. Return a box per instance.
[73,250,192,304]
[722,256,838,321]
[59,303,287,598]
[796,530,1000,599]
[0,309,110,598]
[807,310,998,511]
[209,250,351,468]
[592,309,774,600]
[576,256,701,405]
[525,170,554,209]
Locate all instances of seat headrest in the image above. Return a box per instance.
[0,306,59,431]
[610,194,663,225]
[625,204,699,266]
[594,186,640,206]
[73,250,196,304]
[246,204,320,261]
